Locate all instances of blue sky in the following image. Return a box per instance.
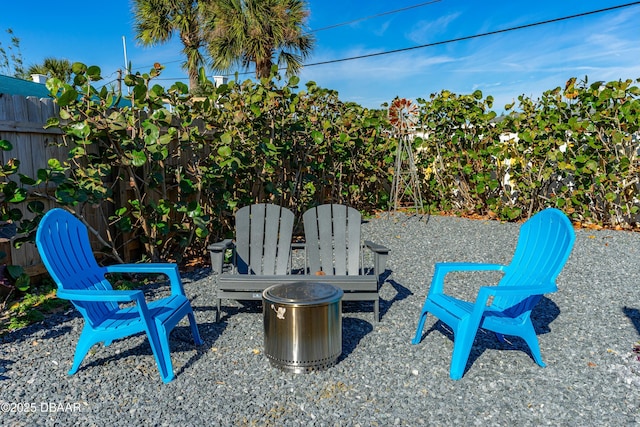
[2,1,639,111]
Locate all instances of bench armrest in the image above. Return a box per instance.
[208,239,234,274]
[364,240,390,279]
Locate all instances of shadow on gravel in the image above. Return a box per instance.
[420,295,560,377]
[215,301,262,322]
[79,321,223,380]
[0,358,13,380]
[340,317,373,362]
[531,296,561,334]
[622,306,640,337]
[0,309,80,346]
[379,276,413,320]
[173,320,225,378]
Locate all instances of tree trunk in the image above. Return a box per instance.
[188,67,199,93]
[255,58,274,79]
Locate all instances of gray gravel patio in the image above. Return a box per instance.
[1,212,639,426]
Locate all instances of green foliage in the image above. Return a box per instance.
[0,139,31,309]
[416,90,501,215]
[43,63,212,263]
[37,62,393,263]
[1,283,68,333]
[202,75,392,216]
[132,0,207,90]
[415,77,640,227]
[206,0,315,79]
[27,57,73,83]
[6,62,640,273]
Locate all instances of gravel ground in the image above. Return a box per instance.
[1,212,639,426]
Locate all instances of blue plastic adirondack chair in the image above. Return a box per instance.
[412,208,575,380]
[35,208,203,383]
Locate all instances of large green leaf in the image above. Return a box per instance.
[57,88,79,106]
[311,131,324,144]
[218,146,232,157]
[0,140,13,151]
[8,188,27,203]
[131,150,147,167]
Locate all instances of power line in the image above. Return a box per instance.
[303,1,640,68]
[307,0,442,33]
[130,58,182,73]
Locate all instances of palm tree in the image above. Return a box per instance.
[0,28,25,79]
[205,0,314,79]
[132,0,207,90]
[27,58,72,82]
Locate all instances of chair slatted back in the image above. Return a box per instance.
[234,204,294,275]
[495,208,576,312]
[36,209,116,326]
[303,204,362,275]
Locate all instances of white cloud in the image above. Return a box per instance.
[373,20,391,37]
[406,12,462,44]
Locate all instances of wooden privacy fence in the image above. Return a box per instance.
[0,94,204,273]
[0,94,60,274]
[0,94,110,275]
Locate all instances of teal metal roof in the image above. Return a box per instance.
[0,75,51,98]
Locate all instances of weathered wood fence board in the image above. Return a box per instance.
[0,94,105,273]
[0,94,213,271]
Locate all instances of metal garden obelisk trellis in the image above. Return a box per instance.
[388,98,424,215]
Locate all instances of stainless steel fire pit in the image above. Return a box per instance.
[263,282,343,373]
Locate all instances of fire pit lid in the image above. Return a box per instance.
[263,282,343,306]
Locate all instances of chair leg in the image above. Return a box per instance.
[147,304,202,383]
[374,298,380,323]
[158,329,175,384]
[412,309,429,344]
[449,321,478,380]
[520,321,545,367]
[187,311,204,346]
[69,328,99,375]
[145,325,173,383]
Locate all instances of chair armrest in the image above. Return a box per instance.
[105,263,185,296]
[58,289,156,326]
[476,283,557,304]
[208,239,234,274]
[207,239,234,252]
[364,240,389,254]
[364,240,390,278]
[56,289,144,303]
[428,262,507,295]
[434,262,506,273]
[105,263,179,275]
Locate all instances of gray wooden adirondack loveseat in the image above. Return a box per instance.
[208,204,390,322]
